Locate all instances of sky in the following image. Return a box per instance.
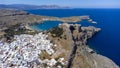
[0,0,120,8]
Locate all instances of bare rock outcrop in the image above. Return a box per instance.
[48,23,119,68]
[66,23,119,68]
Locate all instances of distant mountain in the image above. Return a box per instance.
[0,4,71,10]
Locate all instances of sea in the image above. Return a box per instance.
[26,9,120,66]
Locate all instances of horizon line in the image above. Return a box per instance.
[0,4,120,9]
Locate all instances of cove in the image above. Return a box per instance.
[30,21,62,31]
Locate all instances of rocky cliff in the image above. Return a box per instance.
[47,23,119,68]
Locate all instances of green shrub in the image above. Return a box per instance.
[49,27,63,37]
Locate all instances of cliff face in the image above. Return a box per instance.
[48,23,119,68]
[68,24,119,68]
[66,24,119,68]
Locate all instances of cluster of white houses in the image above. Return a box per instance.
[0,33,65,68]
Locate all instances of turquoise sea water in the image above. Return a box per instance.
[30,21,62,31]
[26,9,120,66]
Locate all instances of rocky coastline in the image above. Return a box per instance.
[0,9,119,68]
[47,23,119,68]
[0,9,93,30]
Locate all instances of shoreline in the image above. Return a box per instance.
[0,9,119,68]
